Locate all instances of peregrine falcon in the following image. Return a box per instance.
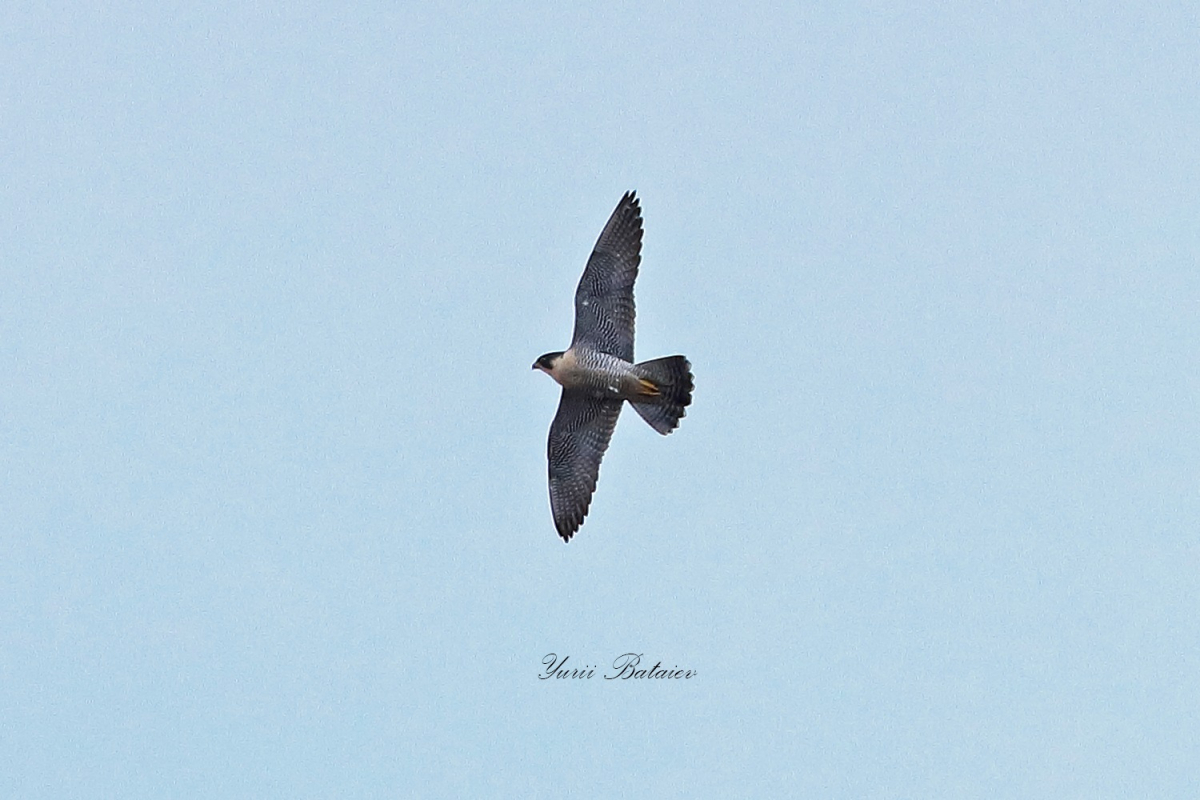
[533,191,693,542]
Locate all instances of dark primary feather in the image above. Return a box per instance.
[570,191,643,362]
[547,391,624,541]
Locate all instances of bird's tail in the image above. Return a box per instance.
[630,356,693,434]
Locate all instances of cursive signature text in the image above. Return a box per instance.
[539,652,696,680]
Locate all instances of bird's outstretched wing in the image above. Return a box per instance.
[570,191,642,362]
[547,391,624,541]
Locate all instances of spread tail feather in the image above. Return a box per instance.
[630,356,693,434]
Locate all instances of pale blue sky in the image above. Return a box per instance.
[2,1,1198,797]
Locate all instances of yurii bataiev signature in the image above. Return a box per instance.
[539,652,696,680]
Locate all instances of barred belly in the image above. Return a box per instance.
[560,349,641,399]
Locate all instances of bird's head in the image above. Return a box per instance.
[532,351,564,374]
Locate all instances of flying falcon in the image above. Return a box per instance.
[533,191,693,542]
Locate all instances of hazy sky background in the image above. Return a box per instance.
[3,1,1198,796]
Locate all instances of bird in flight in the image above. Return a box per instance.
[533,191,693,542]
